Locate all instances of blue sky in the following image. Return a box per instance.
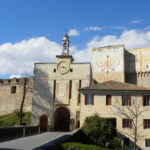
[0,0,150,78]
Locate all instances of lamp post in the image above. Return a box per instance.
[121,139,124,150]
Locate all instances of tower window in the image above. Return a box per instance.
[11,86,16,93]
[53,69,56,72]
[70,69,73,72]
[79,80,81,88]
[69,80,72,99]
[53,80,56,99]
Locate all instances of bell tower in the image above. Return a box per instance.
[56,33,74,67]
[62,32,69,55]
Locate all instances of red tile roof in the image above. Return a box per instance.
[79,80,150,91]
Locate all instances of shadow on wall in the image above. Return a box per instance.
[125,51,137,84]
[117,132,142,150]
[31,68,70,132]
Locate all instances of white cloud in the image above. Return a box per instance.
[1,29,150,77]
[73,29,150,62]
[68,29,80,36]
[0,37,61,75]
[10,74,21,79]
[129,20,141,24]
[144,25,150,30]
[84,26,102,31]
[109,26,126,30]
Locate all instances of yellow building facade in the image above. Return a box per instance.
[31,34,150,149]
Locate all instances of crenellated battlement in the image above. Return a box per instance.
[0,77,33,86]
[137,71,150,77]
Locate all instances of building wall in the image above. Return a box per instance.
[80,94,150,149]
[0,78,33,115]
[125,47,150,88]
[126,47,150,73]
[80,94,150,148]
[92,45,125,83]
[31,62,91,130]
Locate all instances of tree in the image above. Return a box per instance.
[19,73,32,125]
[112,96,148,150]
[81,114,121,149]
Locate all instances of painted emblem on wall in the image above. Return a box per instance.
[96,56,120,72]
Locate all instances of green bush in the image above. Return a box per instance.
[61,142,111,150]
[81,114,121,149]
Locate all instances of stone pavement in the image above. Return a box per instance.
[0,130,78,150]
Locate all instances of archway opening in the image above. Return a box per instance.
[40,115,48,132]
[54,107,70,131]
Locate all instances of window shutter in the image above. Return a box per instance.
[129,120,132,129]
[129,96,131,106]
[143,119,146,129]
[143,96,145,106]
[122,119,124,128]
[107,95,112,105]
[85,95,87,105]
[92,95,94,105]
[122,96,124,106]
[109,96,112,105]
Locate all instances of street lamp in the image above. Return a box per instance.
[121,139,124,150]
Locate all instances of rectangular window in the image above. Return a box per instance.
[106,95,112,105]
[122,96,131,106]
[77,80,82,106]
[145,139,150,147]
[122,119,132,128]
[11,86,16,93]
[143,119,150,129]
[124,138,130,146]
[53,80,56,99]
[143,96,150,106]
[69,80,72,99]
[85,94,94,105]
[79,80,81,88]
[76,111,80,128]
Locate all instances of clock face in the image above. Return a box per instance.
[57,61,69,74]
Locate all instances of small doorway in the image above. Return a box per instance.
[40,115,48,132]
[54,107,70,131]
[76,111,80,128]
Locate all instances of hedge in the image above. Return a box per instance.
[61,142,111,150]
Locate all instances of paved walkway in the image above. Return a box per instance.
[0,130,78,150]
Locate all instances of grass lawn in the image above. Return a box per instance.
[0,111,31,127]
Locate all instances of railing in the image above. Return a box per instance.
[0,126,40,139]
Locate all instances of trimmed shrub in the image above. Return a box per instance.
[81,114,121,149]
[61,142,111,150]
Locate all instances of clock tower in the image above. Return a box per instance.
[56,33,74,74]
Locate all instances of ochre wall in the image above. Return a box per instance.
[0,78,33,115]
[80,94,150,149]
[126,47,150,73]
[92,45,125,83]
[31,62,91,130]
[125,47,150,88]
